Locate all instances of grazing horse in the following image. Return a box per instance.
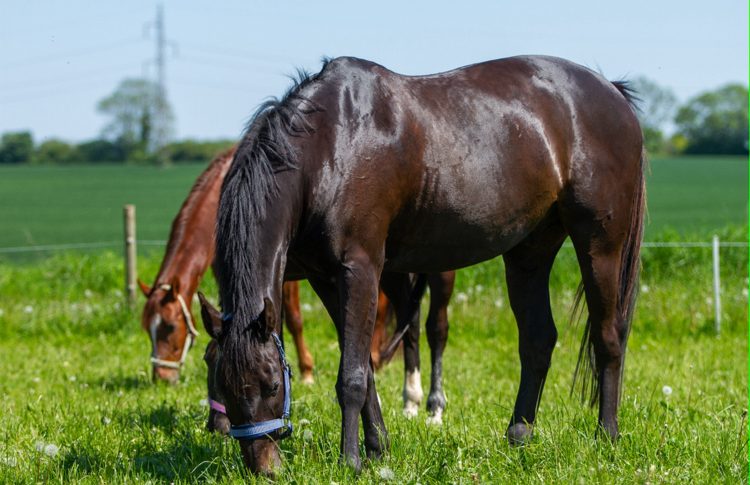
[201,270,455,435]
[201,55,645,474]
[138,147,316,383]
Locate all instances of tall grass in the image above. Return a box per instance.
[0,226,747,483]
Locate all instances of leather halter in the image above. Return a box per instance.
[150,284,200,370]
[228,332,293,441]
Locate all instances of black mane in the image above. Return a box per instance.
[215,59,330,391]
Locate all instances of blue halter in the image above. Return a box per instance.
[228,332,293,441]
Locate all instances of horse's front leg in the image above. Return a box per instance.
[335,247,385,470]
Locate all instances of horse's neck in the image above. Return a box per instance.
[156,157,231,298]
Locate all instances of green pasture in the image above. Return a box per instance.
[0,242,747,482]
[0,156,746,258]
[0,154,747,482]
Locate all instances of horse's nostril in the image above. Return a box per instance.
[152,366,180,384]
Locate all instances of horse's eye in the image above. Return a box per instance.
[265,381,280,397]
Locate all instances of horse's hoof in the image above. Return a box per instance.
[506,423,534,446]
[300,372,314,385]
[425,408,443,426]
[402,400,419,418]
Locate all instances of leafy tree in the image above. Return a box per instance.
[630,77,678,154]
[97,78,174,162]
[163,139,235,164]
[76,139,127,163]
[675,84,748,154]
[35,139,77,164]
[0,131,34,164]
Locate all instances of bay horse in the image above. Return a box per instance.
[137,147,315,383]
[200,55,645,474]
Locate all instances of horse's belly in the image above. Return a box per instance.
[384,204,548,273]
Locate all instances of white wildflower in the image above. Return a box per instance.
[456,292,468,303]
[649,464,656,473]
[32,377,40,383]
[640,284,650,294]
[43,444,59,458]
[35,441,44,452]
[0,308,4,317]
[705,297,712,305]
[475,284,484,293]
[102,417,111,425]
[298,418,311,427]
[742,287,748,298]
[301,303,313,312]
[199,399,208,407]
[494,299,503,308]
[23,305,33,314]
[0,455,16,467]
[68,375,77,382]
[84,289,93,298]
[378,466,395,481]
[662,385,672,397]
[302,429,313,442]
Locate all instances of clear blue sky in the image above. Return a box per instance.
[1,0,747,142]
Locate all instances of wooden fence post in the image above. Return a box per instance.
[124,205,137,308]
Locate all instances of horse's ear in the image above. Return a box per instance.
[262,297,277,337]
[137,279,151,297]
[198,292,222,338]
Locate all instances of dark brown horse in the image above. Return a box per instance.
[201,55,645,474]
[138,147,316,383]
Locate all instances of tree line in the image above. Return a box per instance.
[0,76,746,165]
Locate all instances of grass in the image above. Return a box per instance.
[0,156,746,259]
[0,238,747,483]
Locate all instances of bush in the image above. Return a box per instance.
[35,139,78,164]
[0,131,34,164]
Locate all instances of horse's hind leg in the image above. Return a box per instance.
[282,281,315,384]
[568,239,630,440]
[380,272,423,418]
[503,217,566,445]
[425,271,455,425]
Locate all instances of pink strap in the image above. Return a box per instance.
[208,398,226,415]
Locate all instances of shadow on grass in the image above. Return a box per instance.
[95,373,151,391]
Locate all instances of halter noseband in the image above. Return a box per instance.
[150,284,200,370]
[228,332,293,442]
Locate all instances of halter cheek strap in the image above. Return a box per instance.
[229,332,293,441]
[150,284,200,370]
[208,398,226,415]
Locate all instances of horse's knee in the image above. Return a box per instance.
[337,368,368,408]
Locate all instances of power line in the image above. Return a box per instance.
[1,37,145,70]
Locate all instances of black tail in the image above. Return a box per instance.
[378,274,429,364]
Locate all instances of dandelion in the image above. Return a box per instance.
[378,466,395,481]
[23,305,33,314]
[0,455,16,467]
[494,299,503,308]
[35,442,44,452]
[68,375,77,382]
[199,399,208,407]
[84,289,93,298]
[475,284,484,293]
[456,292,469,303]
[302,303,313,312]
[32,377,40,383]
[43,444,59,458]
[640,284,650,294]
[662,385,672,397]
[302,429,314,442]
[102,417,111,425]
[742,288,748,298]
[298,418,311,427]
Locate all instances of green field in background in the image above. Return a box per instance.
[0,156,746,256]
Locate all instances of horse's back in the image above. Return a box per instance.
[303,56,642,272]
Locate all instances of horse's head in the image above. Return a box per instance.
[199,292,291,476]
[203,339,231,434]
[139,277,198,383]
